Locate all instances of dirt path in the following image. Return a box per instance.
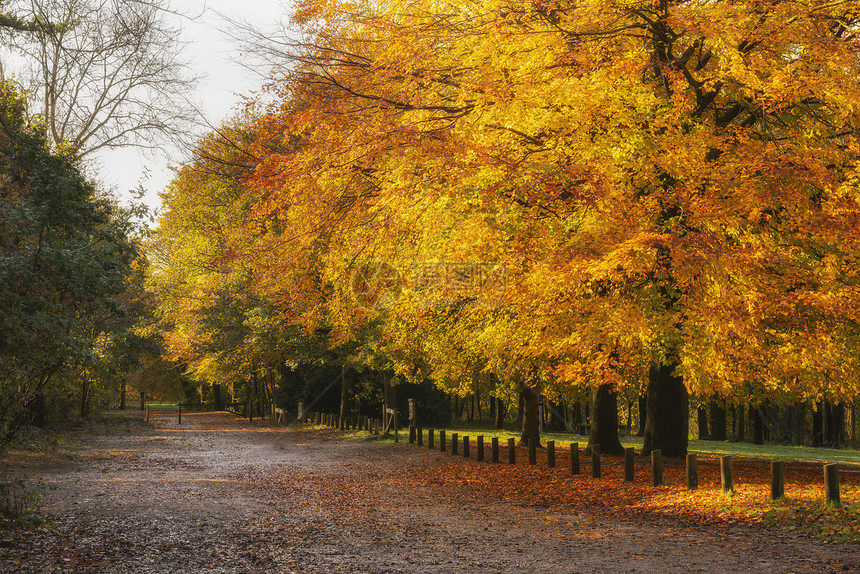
[1,412,857,573]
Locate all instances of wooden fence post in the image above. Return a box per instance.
[428,428,435,449]
[824,463,840,506]
[571,443,580,475]
[463,436,470,458]
[547,440,556,468]
[178,403,182,425]
[770,461,784,500]
[440,430,446,452]
[477,435,484,462]
[508,437,516,465]
[491,437,499,463]
[451,433,459,455]
[720,455,734,494]
[529,438,537,465]
[686,453,698,490]
[591,444,601,478]
[624,447,635,482]
[651,449,663,486]
[417,427,424,446]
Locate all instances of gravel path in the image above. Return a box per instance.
[0,411,857,573]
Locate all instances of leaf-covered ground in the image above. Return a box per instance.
[0,412,857,573]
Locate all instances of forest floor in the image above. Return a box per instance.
[0,411,858,574]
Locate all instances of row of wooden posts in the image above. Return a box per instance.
[310,411,844,506]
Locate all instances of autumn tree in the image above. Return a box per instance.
[162,0,860,456]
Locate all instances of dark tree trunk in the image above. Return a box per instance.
[119,379,126,410]
[30,393,46,428]
[80,379,90,418]
[637,395,647,437]
[752,405,765,445]
[213,384,223,410]
[340,366,354,419]
[643,360,688,457]
[588,384,624,454]
[518,392,524,426]
[812,401,824,446]
[490,395,496,418]
[519,386,541,447]
[791,402,805,445]
[548,400,566,432]
[735,402,746,442]
[709,399,727,441]
[828,403,845,445]
[697,407,709,439]
[495,398,505,429]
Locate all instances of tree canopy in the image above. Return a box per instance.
[150,0,860,453]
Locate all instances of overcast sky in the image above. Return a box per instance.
[93,0,292,215]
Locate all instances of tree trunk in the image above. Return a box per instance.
[213,383,223,410]
[828,402,845,445]
[119,379,126,410]
[518,392,524,426]
[752,405,765,444]
[340,366,354,419]
[735,402,746,442]
[637,395,647,436]
[30,393,46,428]
[697,407,709,439]
[80,379,90,418]
[643,360,688,457]
[709,399,727,441]
[519,385,540,447]
[494,397,505,429]
[588,384,624,454]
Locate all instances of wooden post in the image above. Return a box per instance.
[451,433,459,455]
[417,426,424,446]
[477,435,484,462]
[508,437,516,464]
[394,412,399,442]
[770,461,784,500]
[824,463,840,506]
[247,402,252,423]
[491,437,499,463]
[686,453,698,490]
[409,425,416,444]
[651,449,663,486]
[463,436,470,458]
[529,438,537,465]
[440,430,446,452]
[428,428,435,449]
[547,440,556,468]
[591,443,601,479]
[140,392,145,411]
[178,403,182,425]
[145,405,149,423]
[570,443,580,475]
[721,455,734,494]
[624,447,635,482]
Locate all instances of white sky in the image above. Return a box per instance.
[92,0,292,215]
